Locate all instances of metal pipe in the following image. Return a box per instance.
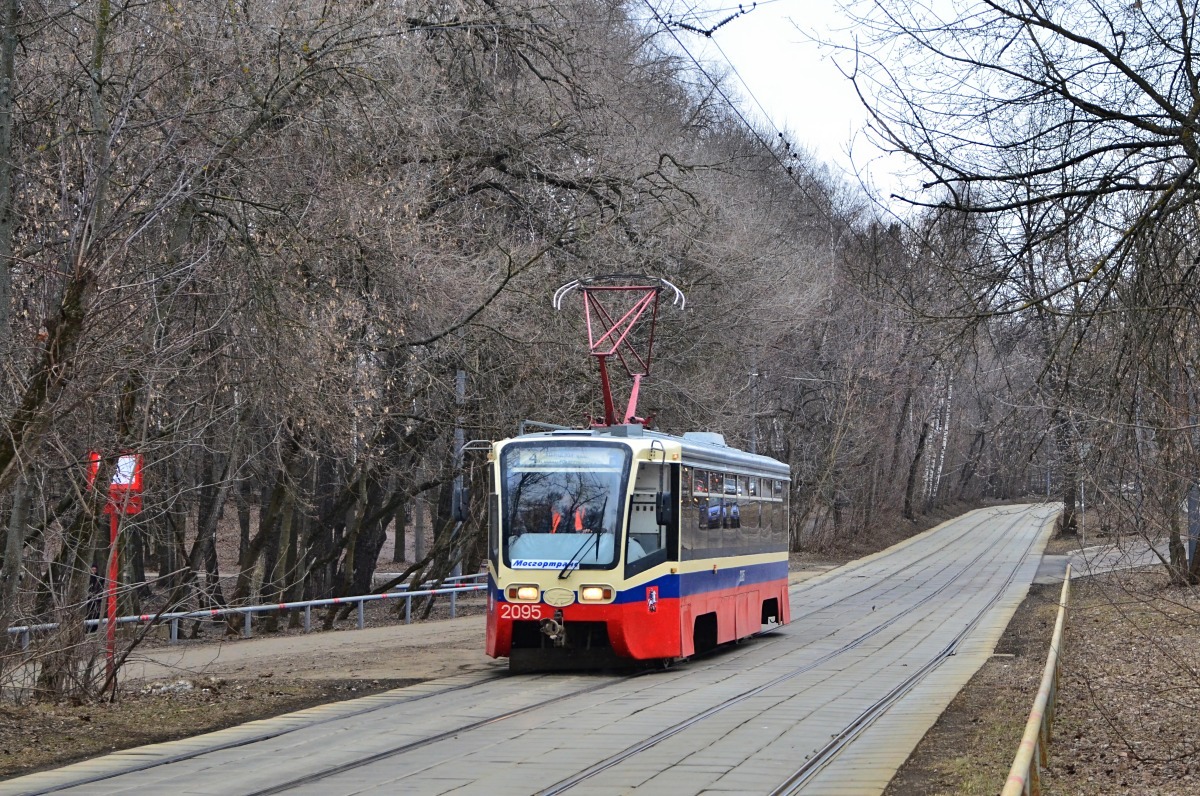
[1002,564,1072,796]
[6,583,486,640]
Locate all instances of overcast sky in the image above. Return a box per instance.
[640,0,916,209]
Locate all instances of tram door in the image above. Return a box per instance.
[626,462,679,570]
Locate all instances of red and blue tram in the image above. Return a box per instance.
[485,424,791,670]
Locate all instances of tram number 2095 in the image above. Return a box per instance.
[499,603,544,620]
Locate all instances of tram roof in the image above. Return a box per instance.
[503,424,790,480]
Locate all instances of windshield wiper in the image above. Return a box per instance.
[557,495,608,580]
[558,532,600,580]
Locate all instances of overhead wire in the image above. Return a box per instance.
[638,0,839,228]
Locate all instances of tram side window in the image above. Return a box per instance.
[742,491,759,538]
[682,469,708,558]
[625,461,679,577]
[781,480,791,549]
[763,484,777,547]
[700,473,720,547]
[725,476,740,530]
[768,480,787,550]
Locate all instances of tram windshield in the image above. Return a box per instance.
[500,442,631,571]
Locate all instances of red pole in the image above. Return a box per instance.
[596,355,617,426]
[105,510,119,681]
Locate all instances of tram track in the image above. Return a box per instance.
[767,510,1048,794]
[785,504,1023,606]
[13,505,1052,796]
[532,507,1046,795]
[252,509,1021,796]
[10,672,521,796]
[244,674,645,796]
[234,630,785,796]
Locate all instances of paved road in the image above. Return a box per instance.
[3,503,1058,796]
[1035,536,1169,584]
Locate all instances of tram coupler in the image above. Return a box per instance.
[540,609,566,646]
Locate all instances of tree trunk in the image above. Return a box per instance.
[392,496,407,564]
[0,471,31,627]
[904,421,931,520]
[34,503,103,699]
[1052,415,1079,536]
[0,0,16,355]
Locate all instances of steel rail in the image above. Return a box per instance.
[17,507,1048,796]
[784,507,1005,611]
[533,510,1040,795]
[238,633,784,796]
[1001,563,1072,796]
[7,672,512,796]
[767,511,1053,795]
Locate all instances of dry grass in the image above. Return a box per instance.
[0,678,415,779]
[1047,570,1200,795]
[888,566,1200,796]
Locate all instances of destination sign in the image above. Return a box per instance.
[510,447,623,469]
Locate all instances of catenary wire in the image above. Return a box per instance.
[639,0,839,229]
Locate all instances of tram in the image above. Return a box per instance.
[484,424,790,670]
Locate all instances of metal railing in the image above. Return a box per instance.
[5,573,488,650]
[1002,563,1072,796]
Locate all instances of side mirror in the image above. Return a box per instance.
[655,492,675,527]
[452,486,470,522]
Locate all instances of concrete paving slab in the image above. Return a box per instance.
[1,504,1059,796]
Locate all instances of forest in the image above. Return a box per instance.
[2,0,1197,699]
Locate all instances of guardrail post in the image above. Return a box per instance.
[357,601,365,629]
[304,605,311,633]
[20,630,29,651]
[243,611,252,639]
[450,590,457,618]
[169,619,178,644]
[405,595,412,624]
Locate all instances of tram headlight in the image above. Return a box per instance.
[506,585,540,602]
[579,585,613,602]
